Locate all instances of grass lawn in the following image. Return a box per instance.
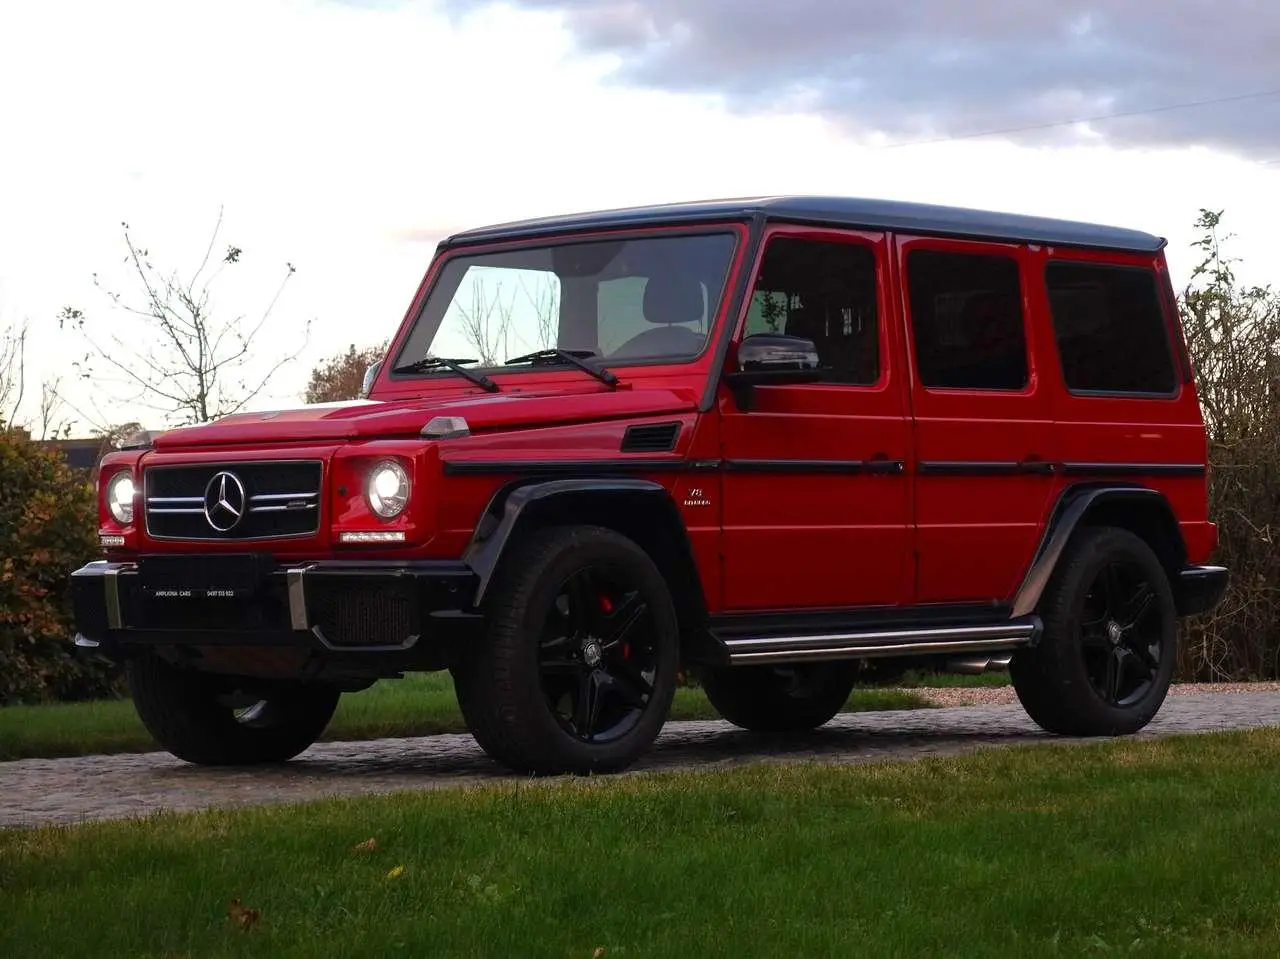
[4,729,1280,957]
[0,672,929,762]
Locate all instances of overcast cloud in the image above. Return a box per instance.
[444,1,1280,157]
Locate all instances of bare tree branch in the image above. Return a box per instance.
[60,213,303,426]
[0,321,28,427]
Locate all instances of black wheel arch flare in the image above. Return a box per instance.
[1011,484,1189,618]
[462,477,710,639]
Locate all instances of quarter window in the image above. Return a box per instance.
[906,250,1028,391]
[743,237,880,385]
[1044,262,1178,396]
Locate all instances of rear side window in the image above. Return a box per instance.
[1044,262,1177,396]
[906,250,1028,391]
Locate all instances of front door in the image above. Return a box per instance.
[718,226,913,612]
[895,235,1058,605]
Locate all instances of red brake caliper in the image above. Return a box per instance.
[599,595,629,658]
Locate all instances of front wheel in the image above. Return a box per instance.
[127,651,340,765]
[1011,526,1178,736]
[453,525,679,775]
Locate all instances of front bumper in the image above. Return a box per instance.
[71,555,481,657]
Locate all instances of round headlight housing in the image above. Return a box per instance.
[366,460,410,519]
[106,471,136,525]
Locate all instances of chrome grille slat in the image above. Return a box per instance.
[143,460,323,541]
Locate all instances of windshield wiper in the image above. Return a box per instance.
[503,348,619,388]
[391,355,499,392]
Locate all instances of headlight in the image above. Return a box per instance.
[106,471,135,524]
[366,460,409,519]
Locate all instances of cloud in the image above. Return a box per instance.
[443,0,1280,157]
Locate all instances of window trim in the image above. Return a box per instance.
[737,229,889,390]
[903,244,1033,396]
[1043,259,1182,401]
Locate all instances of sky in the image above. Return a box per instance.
[1,0,1277,433]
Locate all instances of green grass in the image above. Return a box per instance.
[898,668,1011,688]
[0,673,928,762]
[5,730,1280,957]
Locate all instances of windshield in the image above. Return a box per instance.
[390,231,739,376]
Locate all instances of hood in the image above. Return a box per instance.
[150,386,695,449]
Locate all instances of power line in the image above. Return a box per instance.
[880,86,1280,150]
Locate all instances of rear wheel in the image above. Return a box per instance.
[1011,526,1177,736]
[127,651,340,764]
[453,525,679,775]
[699,662,858,732]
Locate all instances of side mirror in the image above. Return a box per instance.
[360,359,383,399]
[724,333,822,409]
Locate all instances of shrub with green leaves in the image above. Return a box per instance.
[0,428,121,703]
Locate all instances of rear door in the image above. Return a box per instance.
[895,235,1059,605]
[1036,248,1212,561]
[718,226,913,612]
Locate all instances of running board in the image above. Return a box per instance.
[718,620,1040,666]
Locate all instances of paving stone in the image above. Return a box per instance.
[4,692,1279,828]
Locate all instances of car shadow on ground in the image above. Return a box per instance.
[156,716,1056,783]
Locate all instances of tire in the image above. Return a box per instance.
[1010,526,1178,736]
[127,651,340,765]
[452,525,679,775]
[699,662,858,732]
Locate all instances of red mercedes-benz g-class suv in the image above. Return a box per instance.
[72,196,1227,775]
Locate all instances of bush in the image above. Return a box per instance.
[1179,210,1280,680]
[0,428,121,703]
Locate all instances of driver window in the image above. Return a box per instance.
[743,237,880,385]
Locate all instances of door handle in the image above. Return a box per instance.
[1018,457,1056,476]
[866,453,904,475]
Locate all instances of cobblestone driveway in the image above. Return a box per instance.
[4,691,1279,828]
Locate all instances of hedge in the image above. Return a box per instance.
[0,429,122,704]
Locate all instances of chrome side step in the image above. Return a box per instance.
[944,651,1014,675]
[720,621,1039,666]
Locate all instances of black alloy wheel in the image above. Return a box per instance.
[537,565,660,743]
[1010,526,1177,737]
[127,650,341,765]
[699,662,858,733]
[453,525,679,775]
[1078,560,1165,707]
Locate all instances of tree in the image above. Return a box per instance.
[452,274,559,365]
[0,319,73,439]
[1177,209,1280,682]
[58,209,308,427]
[0,320,27,427]
[0,428,119,704]
[304,342,388,404]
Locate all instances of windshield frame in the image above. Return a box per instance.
[383,224,746,385]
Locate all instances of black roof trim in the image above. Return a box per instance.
[439,195,1166,254]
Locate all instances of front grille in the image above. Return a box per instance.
[144,460,323,541]
[307,578,418,648]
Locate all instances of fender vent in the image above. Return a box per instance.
[621,422,681,453]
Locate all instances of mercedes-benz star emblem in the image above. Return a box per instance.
[203,471,246,532]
